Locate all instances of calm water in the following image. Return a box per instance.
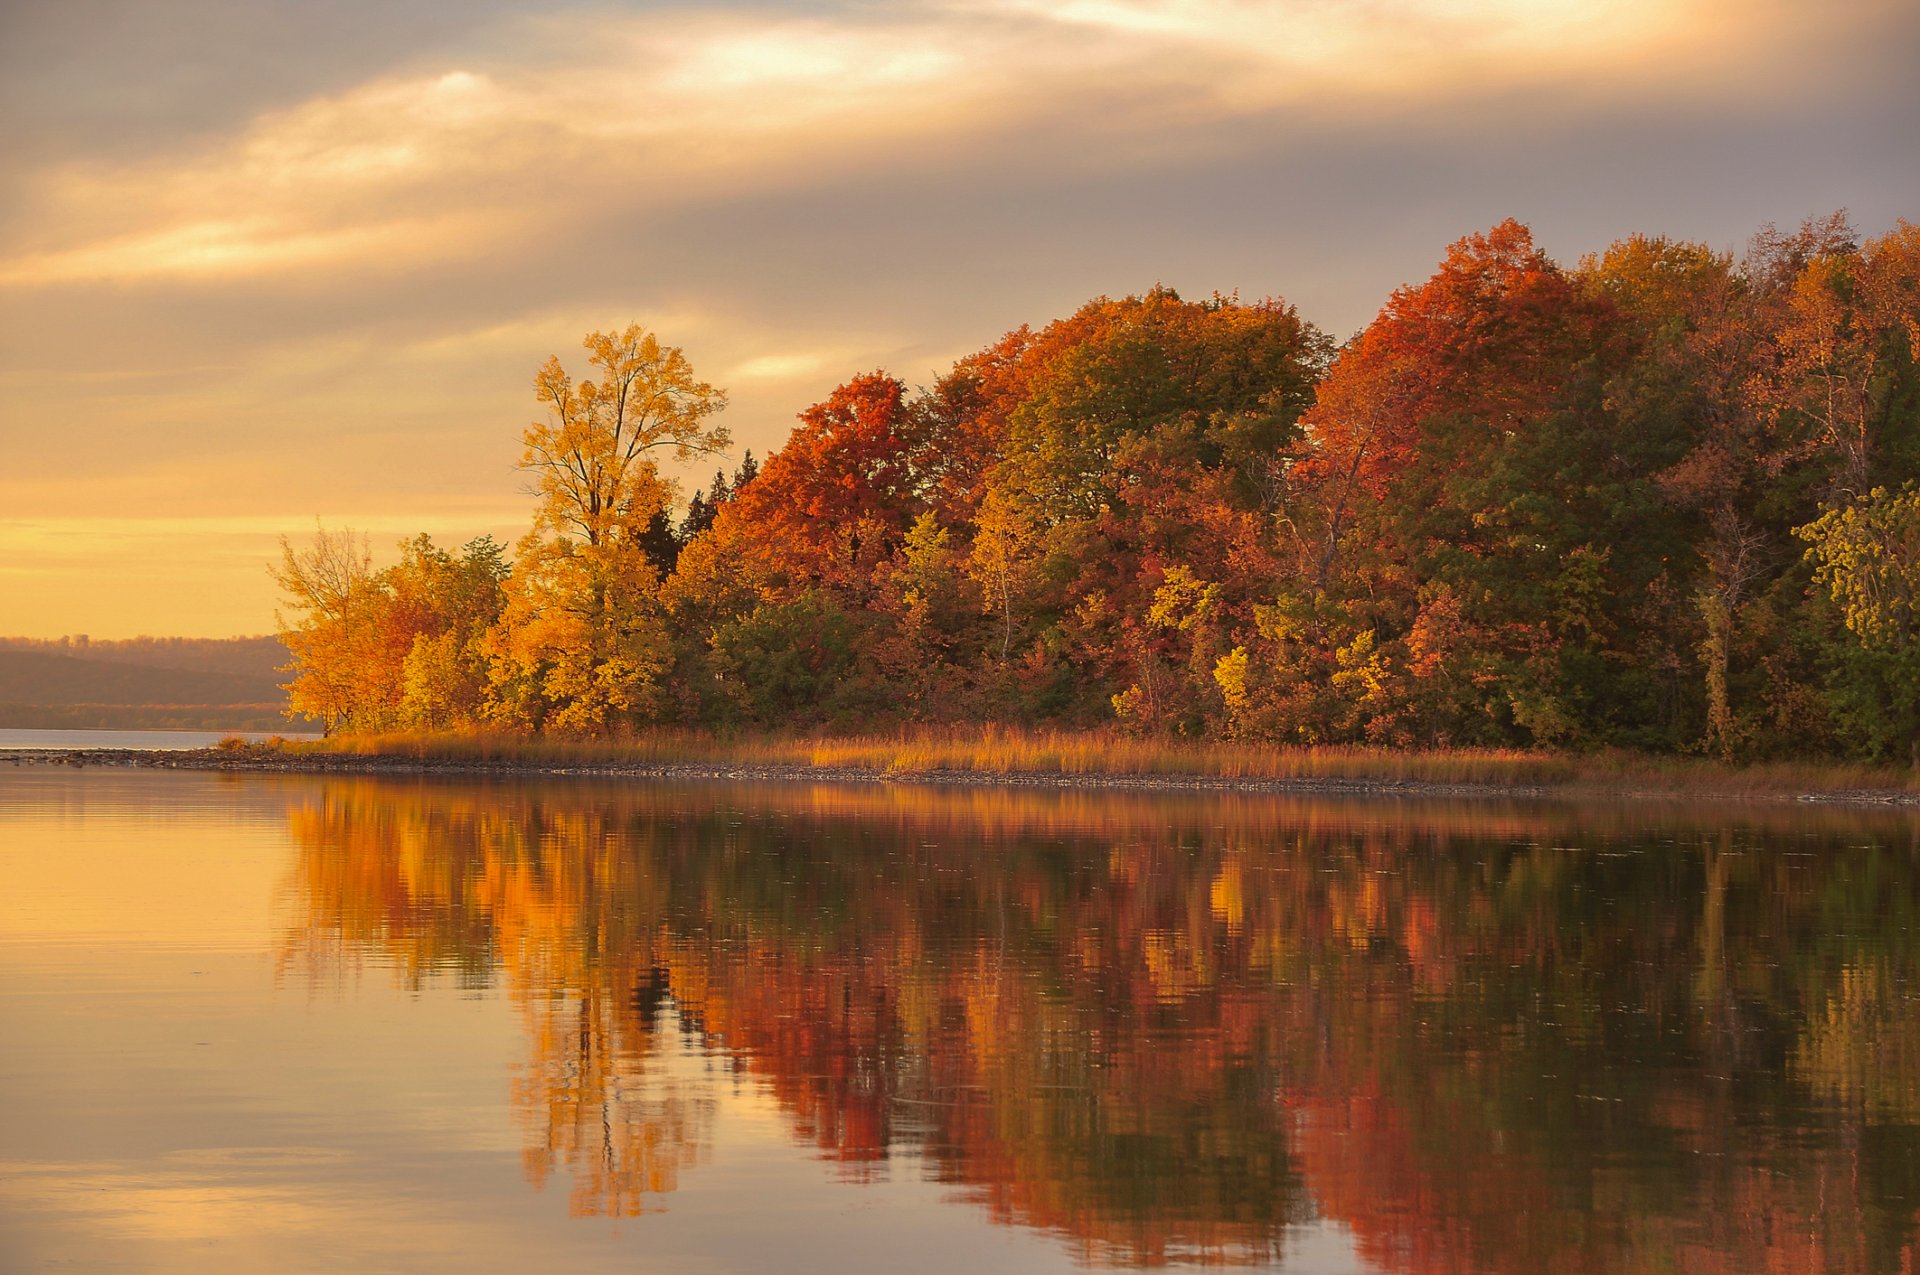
[3,771,1919,1273]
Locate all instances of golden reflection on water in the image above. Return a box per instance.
[269,776,1920,1272]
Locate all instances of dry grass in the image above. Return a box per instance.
[287,725,1919,797]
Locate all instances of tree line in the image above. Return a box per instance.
[275,213,1920,760]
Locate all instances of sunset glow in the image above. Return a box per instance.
[0,0,1913,637]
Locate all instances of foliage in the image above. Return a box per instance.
[273,218,1920,757]
[708,591,863,727]
[1798,484,1920,763]
[283,781,1920,1266]
[273,529,507,734]
[521,325,728,547]
[489,324,730,731]
[483,534,669,734]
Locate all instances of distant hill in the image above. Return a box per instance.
[0,635,315,731]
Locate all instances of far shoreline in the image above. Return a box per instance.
[6,743,1919,811]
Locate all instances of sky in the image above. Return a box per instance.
[1,0,1915,639]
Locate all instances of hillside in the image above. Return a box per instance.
[0,636,311,730]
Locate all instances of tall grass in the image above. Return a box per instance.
[289,724,1920,797]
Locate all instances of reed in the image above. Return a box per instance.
[285,725,1919,797]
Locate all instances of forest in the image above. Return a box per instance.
[0,635,301,730]
[274,213,1920,762]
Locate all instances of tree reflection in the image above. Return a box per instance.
[277,779,1920,1270]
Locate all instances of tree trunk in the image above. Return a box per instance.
[1698,591,1734,759]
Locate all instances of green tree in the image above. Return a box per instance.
[1797,484,1920,766]
[708,592,862,726]
[870,513,984,718]
[997,289,1324,523]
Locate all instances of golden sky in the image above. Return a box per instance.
[1,0,1915,637]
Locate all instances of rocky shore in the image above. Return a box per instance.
[6,744,1920,808]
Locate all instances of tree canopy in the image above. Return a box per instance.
[276,215,1920,762]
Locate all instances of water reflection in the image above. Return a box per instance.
[277,779,1920,1271]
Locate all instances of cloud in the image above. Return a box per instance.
[0,215,496,287]
[0,0,1833,292]
[728,352,835,381]
[0,0,1913,636]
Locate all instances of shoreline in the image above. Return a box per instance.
[6,745,1919,809]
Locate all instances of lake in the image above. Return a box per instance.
[3,769,1917,1273]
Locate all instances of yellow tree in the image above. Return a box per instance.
[490,325,729,733]
[392,535,509,729]
[274,528,507,734]
[1797,484,1920,766]
[485,534,673,734]
[967,486,1045,664]
[522,325,729,546]
[271,525,378,734]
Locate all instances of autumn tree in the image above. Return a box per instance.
[521,325,729,546]
[487,325,729,733]
[714,374,924,598]
[273,525,380,734]
[391,535,508,729]
[1276,222,1611,743]
[274,528,507,734]
[966,486,1045,666]
[963,289,1329,725]
[273,214,1920,756]
[660,375,935,721]
[1798,484,1920,766]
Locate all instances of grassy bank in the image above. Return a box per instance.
[280,726,1919,799]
